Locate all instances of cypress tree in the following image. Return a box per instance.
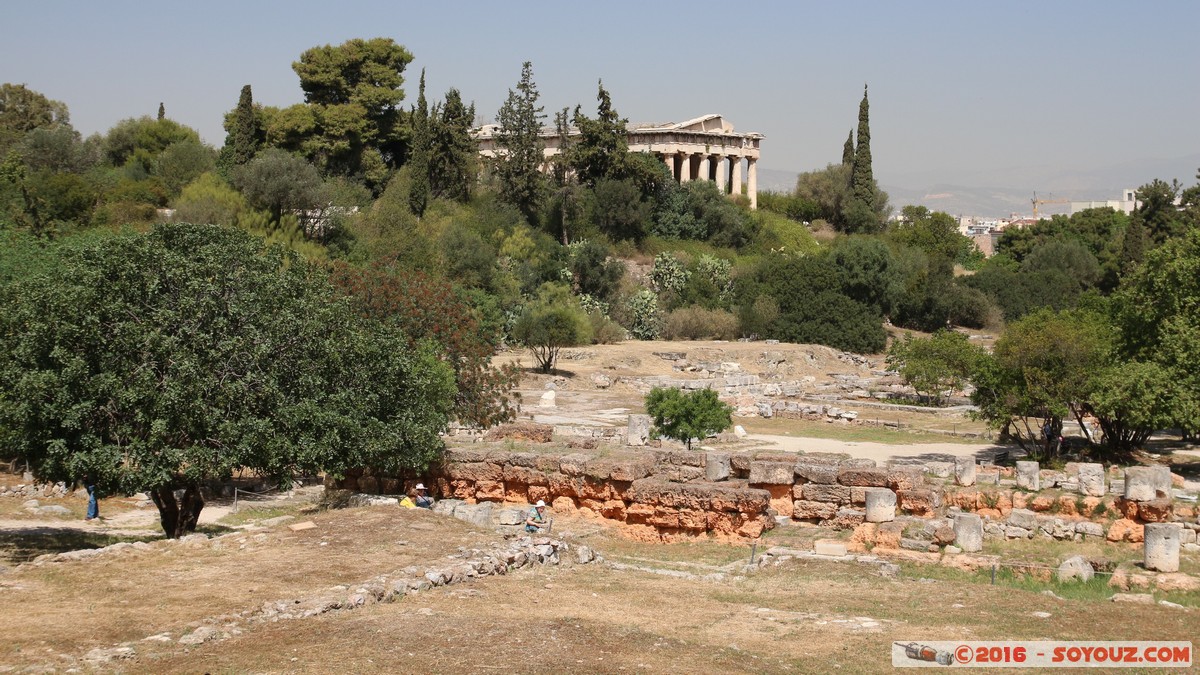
[408,69,430,216]
[1119,211,1147,277]
[157,102,165,120]
[428,87,475,202]
[226,85,262,167]
[851,84,874,207]
[842,129,854,166]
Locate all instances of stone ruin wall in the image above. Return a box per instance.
[332,427,1199,554]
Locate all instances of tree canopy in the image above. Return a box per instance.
[0,223,455,537]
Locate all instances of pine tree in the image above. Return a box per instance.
[407,69,430,216]
[157,102,165,120]
[851,84,874,207]
[842,129,854,166]
[494,61,547,225]
[428,87,475,202]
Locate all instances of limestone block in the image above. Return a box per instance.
[1144,523,1181,573]
[926,461,954,478]
[627,414,652,447]
[801,484,852,504]
[1007,508,1038,530]
[497,508,525,526]
[705,452,731,481]
[1004,526,1032,539]
[1075,521,1105,538]
[1015,461,1040,491]
[794,462,839,485]
[539,390,556,408]
[1056,555,1094,582]
[886,466,924,491]
[830,508,865,529]
[749,461,796,485]
[729,453,753,476]
[1077,463,1106,497]
[793,500,838,520]
[864,488,896,523]
[1124,466,1169,501]
[954,456,977,487]
[897,489,940,516]
[837,467,890,487]
[1107,518,1145,543]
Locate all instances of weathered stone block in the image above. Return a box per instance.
[1007,508,1037,530]
[1057,555,1094,582]
[887,466,924,491]
[953,513,983,552]
[626,414,652,446]
[897,489,940,516]
[1124,466,1167,501]
[1137,498,1173,523]
[1145,523,1182,573]
[801,483,852,504]
[954,456,977,486]
[794,462,839,485]
[705,452,731,481]
[864,488,896,523]
[837,467,889,487]
[1015,461,1040,491]
[749,461,795,485]
[829,507,865,529]
[793,500,838,520]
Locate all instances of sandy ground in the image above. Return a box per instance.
[744,433,1005,465]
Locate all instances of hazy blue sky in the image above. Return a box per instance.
[3,1,1197,190]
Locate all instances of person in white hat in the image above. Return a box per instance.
[525,500,550,533]
[413,483,433,509]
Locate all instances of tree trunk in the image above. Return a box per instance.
[151,484,206,538]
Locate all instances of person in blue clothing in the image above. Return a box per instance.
[84,475,99,521]
[525,500,550,533]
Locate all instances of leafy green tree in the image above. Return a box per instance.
[889,206,973,264]
[567,238,624,302]
[842,129,854,166]
[794,163,888,233]
[512,284,591,373]
[154,139,216,196]
[407,70,430,217]
[644,387,732,450]
[748,253,886,353]
[0,84,70,151]
[103,116,202,173]
[830,235,903,317]
[0,223,456,537]
[590,177,651,242]
[1119,210,1147,277]
[1115,228,1200,439]
[886,330,983,405]
[14,124,99,174]
[173,172,248,226]
[1135,178,1183,245]
[493,61,546,225]
[233,148,323,222]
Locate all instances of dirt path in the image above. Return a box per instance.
[745,433,1006,464]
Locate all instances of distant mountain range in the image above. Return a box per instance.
[757,153,1200,218]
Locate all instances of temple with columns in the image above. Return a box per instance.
[474,114,763,209]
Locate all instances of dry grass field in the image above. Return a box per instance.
[2,503,1198,674]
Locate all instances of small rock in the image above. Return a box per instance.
[1031,611,1052,618]
[178,625,218,645]
[1111,593,1155,604]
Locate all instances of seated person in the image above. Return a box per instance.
[413,483,433,509]
[525,500,550,533]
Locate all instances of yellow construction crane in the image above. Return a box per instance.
[1031,192,1070,220]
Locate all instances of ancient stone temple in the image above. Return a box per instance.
[474,114,764,209]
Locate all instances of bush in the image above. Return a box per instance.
[663,306,739,340]
[587,310,627,344]
[626,288,662,340]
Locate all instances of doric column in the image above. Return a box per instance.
[679,153,691,182]
[747,157,758,210]
[698,155,710,183]
[714,155,727,193]
[731,156,742,196]
[662,152,675,181]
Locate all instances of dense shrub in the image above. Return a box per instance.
[663,306,739,341]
